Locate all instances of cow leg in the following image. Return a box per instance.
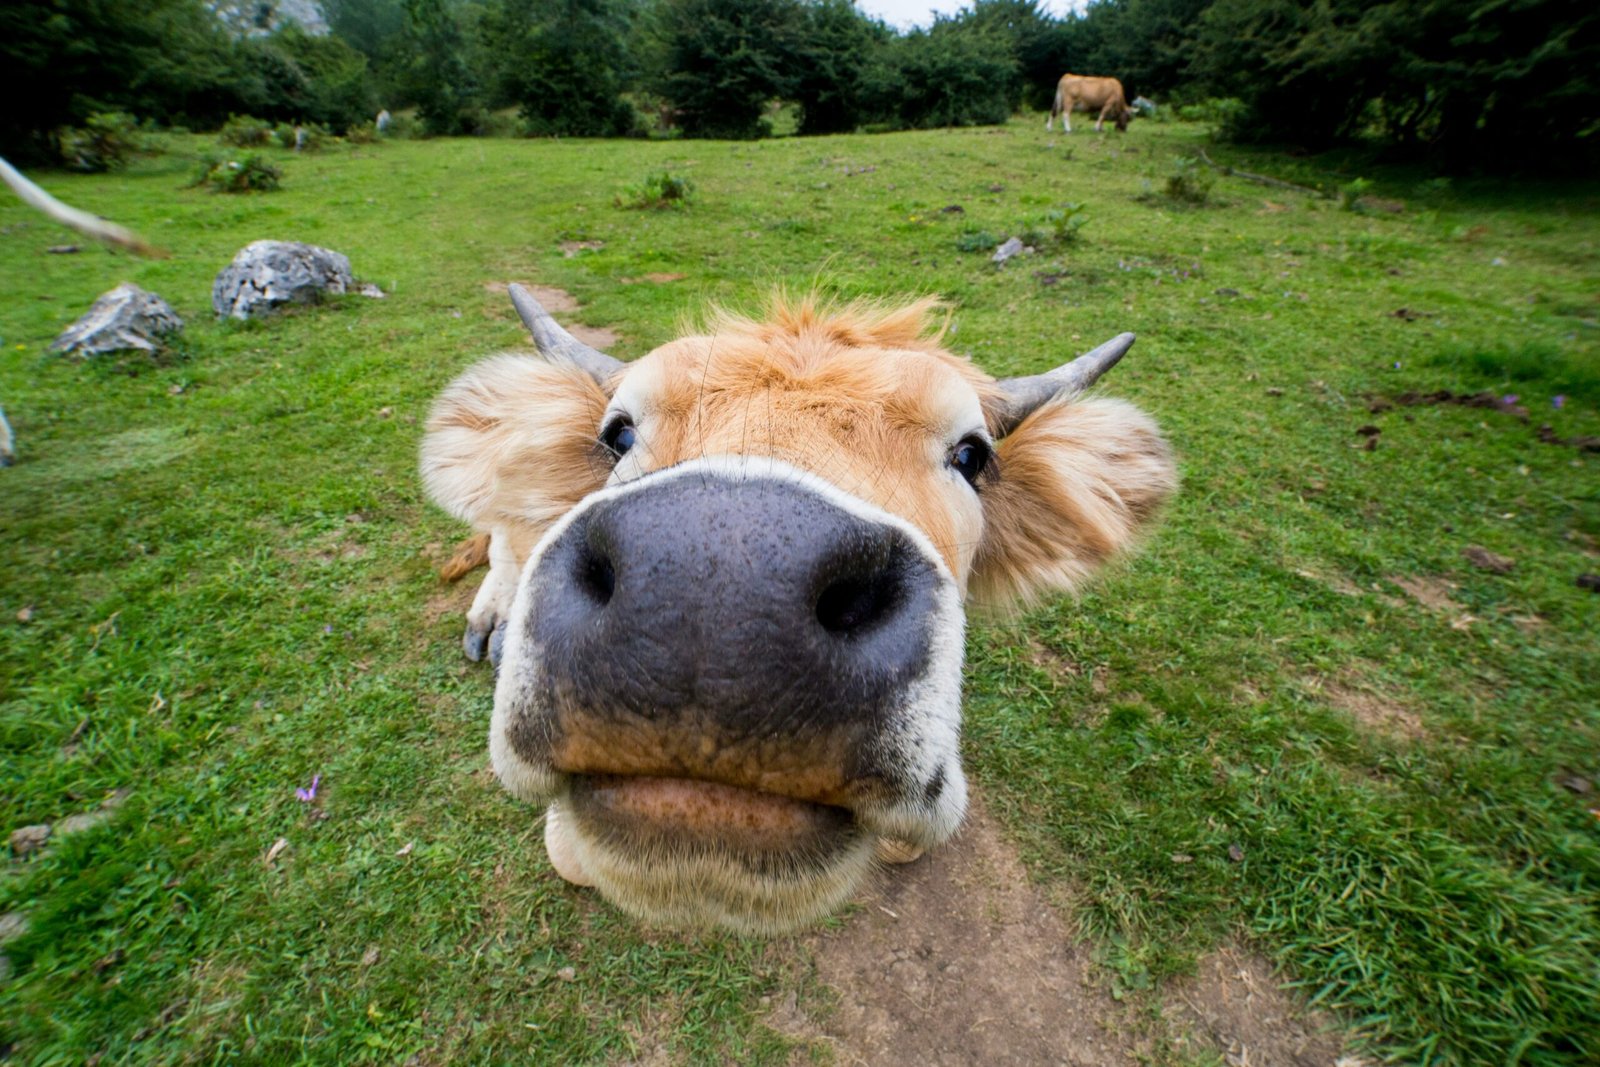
[0,404,14,467]
[463,526,518,665]
[1062,109,1072,133]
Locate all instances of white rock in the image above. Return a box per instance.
[213,240,379,320]
[51,283,184,357]
[991,236,1026,265]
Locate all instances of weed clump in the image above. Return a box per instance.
[955,228,1000,253]
[193,152,283,193]
[56,111,156,172]
[615,172,694,210]
[1339,177,1374,211]
[1162,156,1215,205]
[218,114,276,148]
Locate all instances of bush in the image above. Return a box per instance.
[219,114,276,147]
[485,0,639,138]
[1175,96,1246,138]
[1043,202,1089,244]
[56,111,150,172]
[955,228,1000,254]
[272,121,332,150]
[646,0,801,140]
[1162,156,1214,205]
[346,121,380,144]
[863,25,1018,130]
[1339,177,1375,212]
[193,151,282,192]
[615,172,694,209]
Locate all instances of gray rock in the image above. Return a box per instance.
[8,824,50,856]
[0,911,27,944]
[51,283,184,357]
[991,236,1026,265]
[212,240,379,320]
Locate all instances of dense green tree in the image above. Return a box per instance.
[1189,0,1600,167]
[644,0,804,138]
[790,0,890,134]
[399,0,486,134]
[484,0,637,136]
[861,18,1019,129]
[0,0,240,159]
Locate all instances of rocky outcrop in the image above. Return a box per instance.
[212,240,382,320]
[50,282,184,357]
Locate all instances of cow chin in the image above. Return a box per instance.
[486,456,970,933]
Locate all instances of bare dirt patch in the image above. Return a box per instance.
[483,281,578,312]
[772,802,1136,1067]
[1389,575,1459,612]
[482,282,622,348]
[568,323,621,348]
[1308,675,1425,740]
[622,272,687,284]
[1164,944,1353,1066]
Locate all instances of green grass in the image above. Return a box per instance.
[2,118,1597,1064]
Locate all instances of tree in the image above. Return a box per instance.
[789,0,890,135]
[400,0,486,134]
[862,18,1019,130]
[484,0,637,136]
[644,0,804,139]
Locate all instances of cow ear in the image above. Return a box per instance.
[421,354,612,534]
[967,396,1177,610]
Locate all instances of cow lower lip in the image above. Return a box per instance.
[570,773,854,847]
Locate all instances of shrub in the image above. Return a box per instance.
[615,172,694,210]
[273,122,332,151]
[193,151,282,193]
[219,114,276,147]
[346,121,380,144]
[1339,177,1375,212]
[1043,202,1090,244]
[955,228,1000,254]
[56,111,149,172]
[1163,156,1214,205]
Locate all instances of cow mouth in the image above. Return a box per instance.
[566,773,858,857]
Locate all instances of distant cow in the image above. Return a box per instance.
[1048,74,1134,133]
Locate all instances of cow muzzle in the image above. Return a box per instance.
[489,457,968,932]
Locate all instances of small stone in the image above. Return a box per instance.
[362,946,381,966]
[1170,853,1193,864]
[15,606,32,623]
[9,824,51,856]
[54,810,111,838]
[1576,574,1600,592]
[1227,844,1245,863]
[1356,425,1382,437]
[51,283,184,358]
[1559,775,1592,795]
[377,407,393,419]
[991,237,1025,265]
[555,966,577,982]
[46,244,80,254]
[1265,387,1284,397]
[1461,545,1514,574]
[0,911,28,944]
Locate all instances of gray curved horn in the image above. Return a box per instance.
[508,283,625,384]
[987,332,1136,436]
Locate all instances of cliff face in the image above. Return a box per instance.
[212,0,330,37]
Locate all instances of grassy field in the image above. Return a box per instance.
[2,117,1597,1064]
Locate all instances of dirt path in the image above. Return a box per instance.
[771,802,1353,1067]
[773,802,1134,1067]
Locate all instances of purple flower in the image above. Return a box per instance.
[323,624,333,634]
[1502,394,1519,405]
[296,774,320,803]
[1553,395,1566,409]
[1393,361,1401,370]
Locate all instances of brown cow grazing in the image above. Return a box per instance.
[1048,74,1134,133]
[422,286,1176,933]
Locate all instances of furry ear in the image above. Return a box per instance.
[420,354,611,535]
[968,396,1177,610]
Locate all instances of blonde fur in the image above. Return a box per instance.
[969,396,1178,609]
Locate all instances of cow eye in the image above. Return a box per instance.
[600,417,637,457]
[949,436,991,486]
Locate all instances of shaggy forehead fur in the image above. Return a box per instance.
[612,295,1000,574]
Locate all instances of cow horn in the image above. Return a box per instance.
[508,283,625,384]
[986,332,1136,436]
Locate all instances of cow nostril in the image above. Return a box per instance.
[576,544,616,606]
[816,569,900,636]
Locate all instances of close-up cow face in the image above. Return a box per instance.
[421,287,1176,934]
